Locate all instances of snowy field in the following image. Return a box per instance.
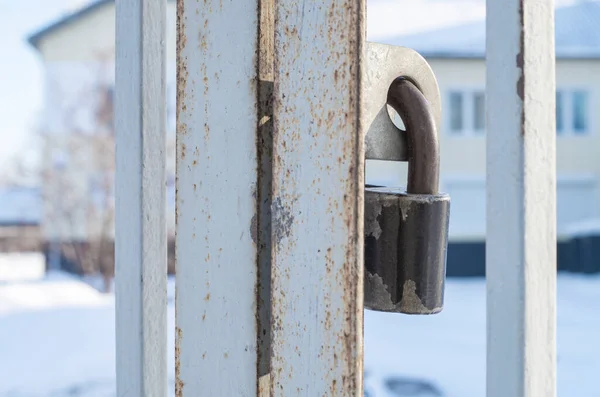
[1,253,599,396]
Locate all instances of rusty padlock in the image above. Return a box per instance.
[364,77,450,315]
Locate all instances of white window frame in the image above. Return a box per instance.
[445,87,486,136]
[556,86,592,136]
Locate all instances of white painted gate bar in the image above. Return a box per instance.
[115,0,167,396]
[486,0,557,396]
[175,0,262,395]
[270,0,365,395]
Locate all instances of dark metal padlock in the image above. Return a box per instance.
[364,77,450,315]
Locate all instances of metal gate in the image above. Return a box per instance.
[114,0,556,395]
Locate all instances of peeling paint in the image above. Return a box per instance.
[364,196,383,239]
[364,273,442,314]
[398,197,411,222]
[364,271,395,311]
[272,196,295,246]
[399,279,441,314]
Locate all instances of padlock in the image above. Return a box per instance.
[364,77,450,315]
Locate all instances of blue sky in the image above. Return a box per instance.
[0,0,90,173]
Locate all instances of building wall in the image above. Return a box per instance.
[366,57,600,275]
[37,2,177,244]
[35,2,600,276]
[370,58,600,241]
[434,58,600,275]
[36,2,177,64]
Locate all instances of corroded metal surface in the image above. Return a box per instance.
[385,78,439,195]
[364,188,449,314]
[364,79,449,315]
[363,42,441,162]
[175,0,260,395]
[270,0,365,395]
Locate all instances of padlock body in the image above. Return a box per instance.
[364,186,450,314]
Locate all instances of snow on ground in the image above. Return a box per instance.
[0,253,45,283]
[1,256,599,396]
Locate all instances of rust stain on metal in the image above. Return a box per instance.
[176,0,188,138]
[516,0,525,135]
[175,4,186,394]
[269,0,365,393]
[175,326,184,396]
[198,30,208,50]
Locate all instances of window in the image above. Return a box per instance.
[556,91,564,133]
[473,92,486,131]
[573,91,588,133]
[447,90,485,135]
[556,89,590,135]
[449,92,464,132]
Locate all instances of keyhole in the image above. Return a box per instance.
[387,104,406,131]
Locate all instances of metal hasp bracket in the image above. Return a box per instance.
[362,43,450,315]
[363,42,442,161]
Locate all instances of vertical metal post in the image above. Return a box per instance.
[175,0,263,395]
[257,0,274,395]
[270,1,365,395]
[115,0,167,396]
[486,0,556,396]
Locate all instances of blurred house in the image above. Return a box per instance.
[373,0,600,275]
[28,0,600,277]
[28,0,177,276]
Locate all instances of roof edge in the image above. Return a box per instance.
[28,0,113,50]
[416,51,600,60]
[28,0,175,50]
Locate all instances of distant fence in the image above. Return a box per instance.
[42,236,598,279]
[447,235,600,277]
[42,238,176,276]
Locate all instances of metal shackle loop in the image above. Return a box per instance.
[386,77,440,195]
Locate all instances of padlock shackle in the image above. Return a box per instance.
[386,78,440,195]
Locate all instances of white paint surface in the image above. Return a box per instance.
[175,0,260,395]
[486,0,557,396]
[115,0,167,396]
[270,1,365,395]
